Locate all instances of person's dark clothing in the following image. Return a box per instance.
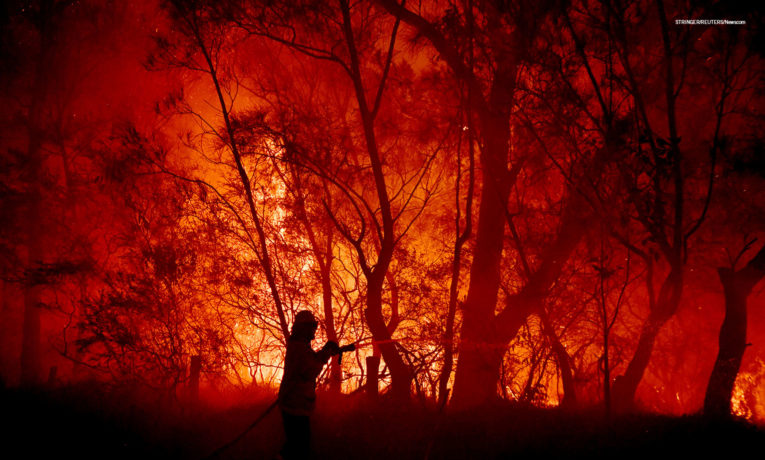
[278,320,337,459]
[280,411,310,460]
[278,336,333,416]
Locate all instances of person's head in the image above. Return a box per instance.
[291,310,318,341]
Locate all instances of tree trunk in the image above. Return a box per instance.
[190,17,290,340]
[613,267,683,411]
[321,263,342,392]
[450,124,512,407]
[21,151,43,386]
[19,0,59,388]
[704,246,765,417]
[366,355,381,398]
[438,243,465,406]
[21,92,45,388]
[452,343,507,408]
[439,104,475,406]
[289,164,341,391]
[373,0,518,409]
[337,0,412,399]
[21,274,42,386]
[365,273,411,399]
[539,310,577,408]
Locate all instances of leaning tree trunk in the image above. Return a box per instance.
[704,245,765,417]
[189,18,290,340]
[365,271,411,399]
[612,267,683,411]
[539,309,577,408]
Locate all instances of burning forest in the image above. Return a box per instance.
[1,0,764,458]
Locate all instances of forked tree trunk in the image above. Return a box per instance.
[338,0,413,399]
[371,0,517,409]
[450,111,514,408]
[704,246,765,417]
[365,272,411,399]
[539,310,577,408]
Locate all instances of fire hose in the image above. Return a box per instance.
[201,398,279,460]
[202,337,514,458]
[336,342,357,364]
[201,342,356,459]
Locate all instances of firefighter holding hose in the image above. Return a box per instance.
[278,310,354,459]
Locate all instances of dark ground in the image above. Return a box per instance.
[2,385,763,459]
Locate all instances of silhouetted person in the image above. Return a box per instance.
[278,310,339,459]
